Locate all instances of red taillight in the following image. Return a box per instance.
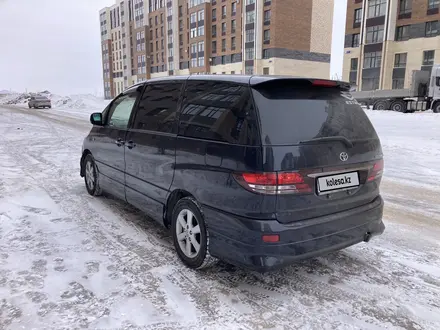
[262,234,280,243]
[242,173,277,185]
[312,79,338,87]
[234,171,312,195]
[367,159,384,182]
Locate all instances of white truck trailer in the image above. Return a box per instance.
[351,64,440,113]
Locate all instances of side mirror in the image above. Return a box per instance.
[90,112,104,126]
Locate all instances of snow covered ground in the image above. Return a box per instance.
[0,105,439,329]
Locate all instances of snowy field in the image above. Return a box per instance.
[0,103,440,330]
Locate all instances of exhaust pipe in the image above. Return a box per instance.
[364,232,372,242]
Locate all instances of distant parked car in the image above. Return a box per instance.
[28,96,51,109]
[80,75,385,272]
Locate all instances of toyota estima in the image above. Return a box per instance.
[80,75,385,272]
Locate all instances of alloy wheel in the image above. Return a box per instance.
[85,161,95,190]
[175,209,201,258]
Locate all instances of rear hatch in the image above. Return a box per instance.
[249,78,383,224]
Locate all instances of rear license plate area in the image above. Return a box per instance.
[317,172,360,195]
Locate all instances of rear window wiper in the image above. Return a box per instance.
[299,136,353,148]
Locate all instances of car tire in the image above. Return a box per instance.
[433,102,440,113]
[171,197,217,269]
[84,154,102,196]
[28,105,31,108]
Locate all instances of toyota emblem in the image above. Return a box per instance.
[340,152,349,162]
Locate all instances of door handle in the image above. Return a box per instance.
[126,140,136,149]
[115,138,124,147]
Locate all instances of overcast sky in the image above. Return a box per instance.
[0,0,347,95]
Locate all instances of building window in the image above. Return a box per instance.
[212,8,216,20]
[246,0,256,4]
[198,41,204,52]
[350,58,359,71]
[352,33,360,47]
[231,19,236,33]
[423,50,435,65]
[191,43,197,54]
[366,25,384,44]
[362,77,380,91]
[212,25,217,37]
[264,29,270,41]
[428,0,440,9]
[399,0,412,14]
[190,27,197,38]
[425,21,438,37]
[368,0,387,18]
[198,25,204,36]
[245,47,255,60]
[392,78,404,89]
[246,29,254,42]
[263,49,270,59]
[232,2,237,14]
[354,8,362,23]
[191,58,197,67]
[190,13,197,23]
[246,11,255,23]
[363,51,382,68]
[198,10,204,21]
[245,66,254,75]
[222,5,226,18]
[198,57,205,67]
[222,22,227,34]
[212,41,217,53]
[222,39,226,51]
[395,25,410,41]
[231,36,236,49]
[394,53,407,67]
[264,10,271,22]
[263,67,269,75]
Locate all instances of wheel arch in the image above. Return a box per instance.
[164,189,196,229]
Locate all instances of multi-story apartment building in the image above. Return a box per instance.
[100,0,334,99]
[343,0,440,91]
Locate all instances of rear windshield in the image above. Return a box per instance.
[36,97,48,100]
[252,82,378,145]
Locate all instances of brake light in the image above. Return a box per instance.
[312,79,338,87]
[367,159,384,182]
[234,172,312,195]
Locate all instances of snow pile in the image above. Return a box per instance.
[50,94,109,111]
[0,91,110,111]
[0,92,32,105]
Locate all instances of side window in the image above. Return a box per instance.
[436,77,440,87]
[107,90,139,129]
[132,82,183,134]
[179,81,259,145]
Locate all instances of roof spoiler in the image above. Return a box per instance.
[250,77,351,91]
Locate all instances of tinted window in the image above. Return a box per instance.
[179,80,259,145]
[107,90,139,129]
[252,81,378,145]
[132,82,183,134]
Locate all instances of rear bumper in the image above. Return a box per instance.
[204,196,385,272]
